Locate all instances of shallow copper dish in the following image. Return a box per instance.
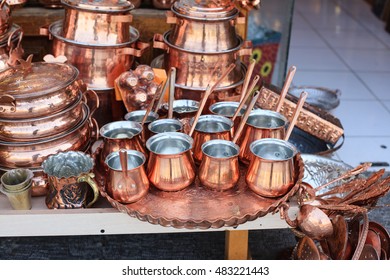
[95,142,304,229]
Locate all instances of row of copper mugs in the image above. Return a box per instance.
[0,61,99,196]
[40,0,149,90]
[153,0,252,101]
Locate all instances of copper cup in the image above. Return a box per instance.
[105,149,149,204]
[146,132,195,192]
[99,121,147,170]
[191,115,233,164]
[124,110,159,142]
[198,139,240,191]
[237,109,288,165]
[148,119,183,136]
[209,101,247,133]
[245,138,298,198]
[162,99,199,134]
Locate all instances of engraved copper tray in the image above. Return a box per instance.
[94,146,304,229]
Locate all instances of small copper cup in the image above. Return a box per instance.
[124,110,159,142]
[209,101,247,134]
[198,139,240,191]
[148,118,183,136]
[146,132,196,192]
[105,149,149,204]
[163,99,199,134]
[237,109,288,165]
[191,115,233,164]
[245,138,298,198]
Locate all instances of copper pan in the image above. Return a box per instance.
[61,0,134,45]
[0,105,97,169]
[0,0,11,37]
[49,20,149,89]
[153,32,251,90]
[0,61,83,119]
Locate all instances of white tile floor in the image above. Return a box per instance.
[288,0,390,170]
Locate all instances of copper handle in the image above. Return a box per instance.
[0,94,16,113]
[154,68,172,113]
[284,91,308,142]
[84,89,100,117]
[232,74,260,123]
[276,65,297,112]
[238,58,256,103]
[141,83,161,126]
[237,41,253,57]
[89,118,99,141]
[168,67,176,119]
[117,41,150,57]
[166,11,178,24]
[7,29,23,49]
[110,14,133,23]
[77,173,99,208]
[153,33,168,51]
[76,79,88,93]
[235,16,246,25]
[119,149,129,178]
[39,24,52,39]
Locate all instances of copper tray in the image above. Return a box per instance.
[94,146,304,229]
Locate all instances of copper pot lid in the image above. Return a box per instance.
[61,0,134,13]
[0,62,79,98]
[172,0,238,20]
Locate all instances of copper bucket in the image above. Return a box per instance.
[146,132,195,191]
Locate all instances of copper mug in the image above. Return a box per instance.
[99,120,147,170]
[42,151,99,209]
[146,132,196,192]
[191,115,233,164]
[245,138,298,198]
[237,109,288,165]
[198,139,240,191]
[105,149,149,204]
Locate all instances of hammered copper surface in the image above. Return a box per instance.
[96,148,304,229]
[327,215,348,260]
[369,221,390,258]
[296,236,320,260]
[359,244,379,260]
[296,204,333,240]
[365,229,382,257]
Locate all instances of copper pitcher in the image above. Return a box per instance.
[237,109,288,165]
[146,132,195,192]
[99,121,146,170]
[42,151,99,209]
[105,149,149,204]
[245,138,298,198]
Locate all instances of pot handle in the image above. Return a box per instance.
[83,89,100,117]
[89,117,100,142]
[39,24,52,39]
[153,33,168,51]
[111,14,133,23]
[0,94,16,113]
[0,0,7,9]
[166,11,178,24]
[77,173,99,208]
[236,40,253,57]
[117,41,150,57]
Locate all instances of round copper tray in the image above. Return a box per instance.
[94,146,304,229]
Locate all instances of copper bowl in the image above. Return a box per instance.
[0,105,97,169]
[0,92,85,142]
[61,0,134,45]
[0,61,82,119]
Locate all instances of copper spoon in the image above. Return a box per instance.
[239,58,256,103]
[141,82,163,127]
[167,67,176,119]
[275,65,297,112]
[284,91,308,141]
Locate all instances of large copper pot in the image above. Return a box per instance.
[154,32,251,91]
[61,0,134,45]
[0,104,97,169]
[49,20,148,89]
[0,61,82,119]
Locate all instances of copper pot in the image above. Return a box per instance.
[0,61,82,119]
[153,0,176,9]
[0,105,97,169]
[0,92,87,141]
[146,132,195,191]
[209,101,246,133]
[61,0,134,45]
[166,6,243,52]
[49,20,149,89]
[153,32,251,90]
[237,109,288,165]
[0,0,11,36]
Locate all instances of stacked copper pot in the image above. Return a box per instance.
[46,0,149,126]
[153,0,252,102]
[0,61,98,196]
[0,0,24,71]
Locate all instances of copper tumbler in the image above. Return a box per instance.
[237,109,288,165]
[198,139,240,191]
[245,138,298,198]
[105,149,149,204]
[146,132,196,192]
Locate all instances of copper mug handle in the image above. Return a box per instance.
[77,173,99,208]
[117,41,150,57]
[0,94,16,113]
[153,33,168,51]
[83,89,100,117]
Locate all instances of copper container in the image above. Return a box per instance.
[146,132,195,191]
[0,0,11,36]
[191,114,233,164]
[124,110,159,142]
[237,109,288,165]
[99,120,147,169]
[0,92,85,141]
[0,24,23,71]
[162,99,199,133]
[209,101,246,132]
[153,0,175,9]
[245,138,298,198]
[0,61,82,119]
[61,0,134,45]
[0,105,97,169]
[105,149,149,204]
[198,139,239,191]
[172,0,236,17]
[49,20,148,89]
[148,119,183,136]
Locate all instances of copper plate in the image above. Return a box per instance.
[96,146,304,229]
